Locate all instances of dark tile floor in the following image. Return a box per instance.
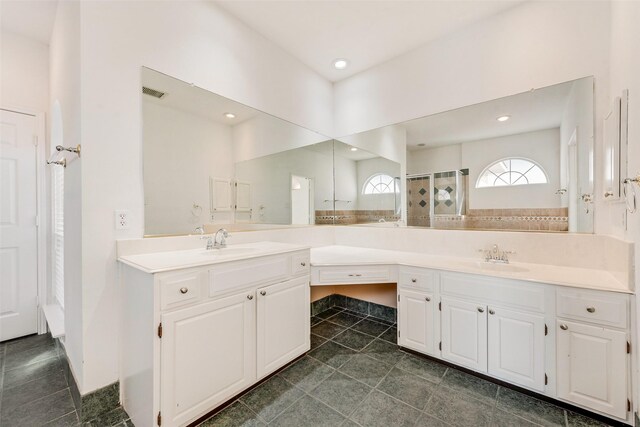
[199,306,614,427]
[0,333,131,426]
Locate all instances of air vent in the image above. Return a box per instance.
[142,86,166,99]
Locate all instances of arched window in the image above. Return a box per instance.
[476,158,548,188]
[363,173,397,194]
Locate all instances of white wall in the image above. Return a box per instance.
[58,0,334,393]
[143,101,234,235]
[407,144,461,175]
[608,0,640,410]
[0,30,49,113]
[49,0,83,388]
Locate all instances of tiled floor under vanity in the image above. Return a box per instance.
[0,310,620,426]
[197,305,617,427]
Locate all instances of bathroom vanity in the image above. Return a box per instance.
[311,245,634,424]
[118,242,311,427]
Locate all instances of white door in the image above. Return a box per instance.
[398,290,436,355]
[557,320,628,419]
[291,175,311,225]
[0,109,38,342]
[488,307,545,391]
[256,276,310,378]
[441,297,487,372]
[160,291,256,427]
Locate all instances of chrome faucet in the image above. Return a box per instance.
[213,228,230,249]
[195,225,215,250]
[479,244,515,264]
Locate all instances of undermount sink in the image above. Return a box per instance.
[460,260,530,274]
[198,247,259,257]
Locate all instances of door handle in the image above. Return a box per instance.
[411,278,417,283]
[425,297,431,302]
[260,291,266,296]
[488,309,495,315]
[179,287,188,294]
[247,295,254,300]
[477,307,485,313]
[301,262,306,267]
[560,324,568,330]
[586,306,596,313]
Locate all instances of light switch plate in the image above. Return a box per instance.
[115,210,130,230]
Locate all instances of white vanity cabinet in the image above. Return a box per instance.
[556,289,630,419]
[256,276,310,378]
[441,297,488,372]
[397,267,439,355]
[120,248,310,427]
[160,291,256,427]
[487,306,545,391]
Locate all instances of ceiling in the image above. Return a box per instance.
[0,0,58,44]
[403,78,583,150]
[215,0,525,82]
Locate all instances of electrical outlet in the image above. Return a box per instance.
[115,210,130,230]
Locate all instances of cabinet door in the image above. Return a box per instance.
[160,291,256,427]
[441,297,487,372]
[488,307,545,391]
[398,290,436,355]
[557,320,627,419]
[257,276,310,378]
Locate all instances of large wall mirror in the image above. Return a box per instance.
[338,77,595,233]
[143,68,593,235]
[142,67,333,236]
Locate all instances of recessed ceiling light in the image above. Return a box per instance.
[497,115,511,122]
[224,112,236,119]
[350,147,358,152]
[333,59,349,70]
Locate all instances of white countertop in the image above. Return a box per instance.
[118,241,310,274]
[311,245,632,294]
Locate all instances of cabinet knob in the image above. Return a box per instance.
[179,287,188,294]
[489,309,495,315]
[247,295,254,300]
[425,297,431,302]
[411,278,417,283]
[560,324,568,330]
[260,290,266,296]
[586,306,596,313]
[477,307,485,313]
[301,262,306,267]
[604,191,614,197]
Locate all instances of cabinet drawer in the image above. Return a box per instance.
[557,289,628,328]
[291,252,310,276]
[159,271,203,310]
[399,267,437,291]
[209,255,290,297]
[317,265,392,284]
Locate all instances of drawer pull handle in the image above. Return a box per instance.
[247,295,254,300]
[301,262,306,267]
[586,306,596,313]
[489,309,495,315]
[560,324,568,330]
[411,278,417,283]
[477,307,485,313]
[425,297,431,302]
[348,274,362,277]
[179,287,189,294]
[260,291,266,296]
